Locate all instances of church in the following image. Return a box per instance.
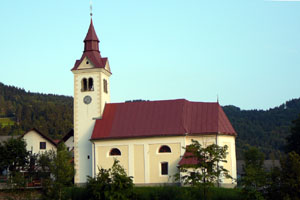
[72,17,237,187]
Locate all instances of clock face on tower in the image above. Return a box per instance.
[83,95,92,104]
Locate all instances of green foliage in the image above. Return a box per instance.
[64,185,245,200]
[285,114,300,154]
[0,117,15,127]
[86,159,134,200]
[178,140,231,186]
[63,186,90,200]
[241,146,267,200]
[37,143,74,200]
[177,140,231,200]
[0,82,73,139]
[133,186,244,200]
[223,98,300,159]
[279,151,300,200]
[0,137,29,173]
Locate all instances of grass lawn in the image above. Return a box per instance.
[133,186,244,200]
[0,118,15,127]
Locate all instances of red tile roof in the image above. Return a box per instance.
[178,151,199,166]
[71,19,109,72]
[91,99,236,140]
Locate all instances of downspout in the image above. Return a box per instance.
[92,141,96,177]
[216,132,220,188]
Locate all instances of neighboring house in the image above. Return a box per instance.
[71,17,237,188]
[236,160,280,180]
[0,136,12,144]
[61,129,74,152]
[21,128,57,155]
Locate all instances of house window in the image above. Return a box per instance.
[88,78,94,91]
[159,145,171,153]
[103,79,108,93]
[40,142,46,150]
[161,162,168,175]
[81,78,88,91]
[109,148,121,156]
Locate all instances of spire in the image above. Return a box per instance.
[84,19,100,52]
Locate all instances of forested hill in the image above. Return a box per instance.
[0,82,300,158]
[0,82,73,139]
[223,98,300,159]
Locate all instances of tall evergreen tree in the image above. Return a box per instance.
[286,114,300,154]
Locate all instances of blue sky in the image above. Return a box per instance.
[0,0,299,110]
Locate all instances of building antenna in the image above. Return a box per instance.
[90,0,93,17]
[217,94,219,104]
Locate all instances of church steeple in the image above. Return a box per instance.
[72,12,112,184]
[71,18,110,72]
[84,19,100,52]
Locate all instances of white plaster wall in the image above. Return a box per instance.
[73,64,111,184]
[65,136,74,151]
[217,135,237,184]
[23,130,56,155]
[93,136,186,184]
[92,134,236,186]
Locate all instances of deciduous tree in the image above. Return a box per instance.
[241,146,266,200]
[178,140,231,199]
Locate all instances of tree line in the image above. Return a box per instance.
[0,82,73,139]
[240,114,300,199]
[1,81,300,158]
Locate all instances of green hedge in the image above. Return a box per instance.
[133,186,243,200]
[65,185,244,200]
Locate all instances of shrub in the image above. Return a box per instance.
[86,159,134,200]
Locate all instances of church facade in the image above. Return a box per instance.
[72,19,237,187]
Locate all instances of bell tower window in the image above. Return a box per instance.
[82,78,88,91]
[103,79,108,93]
[81,78,94,92]
[88,78,94,91]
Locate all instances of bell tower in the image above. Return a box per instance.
[71,18,111,184]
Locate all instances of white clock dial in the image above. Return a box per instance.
[83,95,92,104]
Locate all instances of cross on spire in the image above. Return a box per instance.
[90,0,93,17]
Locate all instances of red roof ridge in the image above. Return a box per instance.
[91,99,236,140]
[109,99,221,105]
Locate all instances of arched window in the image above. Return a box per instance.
[159,145,171,153]
[88,78,94,91]
[109,148,121,156]
[81,78,87,91]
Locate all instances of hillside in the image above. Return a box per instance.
[0,82,299,158]
[223,98,300,159]
[0,82,73,139]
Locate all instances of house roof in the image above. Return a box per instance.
[21,128,58,147]
[237,160,280,175]
[71,19,109,72]
[91,99,236,140]
[61,129,74,143]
